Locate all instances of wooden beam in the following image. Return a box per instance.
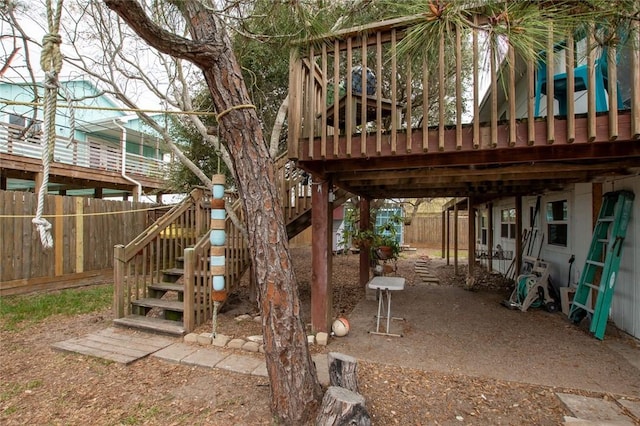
[454,199,458,275]
[311,179,332,333]
[467,198,475,280]
[441,210,446,259]
[0,269,112,297]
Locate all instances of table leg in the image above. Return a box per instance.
[375,288,382,333]
[385,289,392,333]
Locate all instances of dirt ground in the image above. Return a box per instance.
[1,246,639,425]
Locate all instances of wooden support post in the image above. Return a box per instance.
[467,198,475,284]
[445,208,450,264]
[94,187,103,199]
[311,179,332,333]
[515,196,523,278]
[592,183,603,228]
[359,198,370,288]
[0,174,6,190]
[34,172,43,196]
[183,248,195,332]
[113,244,125,319]
[317,387,371,426]
[441,210,445,259]
[454,199,459,275]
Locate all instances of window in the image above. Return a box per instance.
[546,200,568,246]
[479,211,488,245]
[501,208,516,239]
[8,113,26,127]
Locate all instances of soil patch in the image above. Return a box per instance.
[2,246,639,425]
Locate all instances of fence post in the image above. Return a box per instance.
[113,245,125,319]
[183,248,195,332]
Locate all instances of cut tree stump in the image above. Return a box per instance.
[328,352,359,392]
[316,386,371,426]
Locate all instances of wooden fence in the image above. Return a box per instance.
[405,214,468,249]
[289,213,469,249]
[0,190,159,295]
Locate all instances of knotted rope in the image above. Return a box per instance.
[33,0,64,250]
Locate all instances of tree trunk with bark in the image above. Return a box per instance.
[103,1,322,424]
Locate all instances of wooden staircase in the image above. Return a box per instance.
[113,157,346,335]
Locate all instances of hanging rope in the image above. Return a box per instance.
[33,0,64,249]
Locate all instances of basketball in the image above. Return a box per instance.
[332,317,350,337]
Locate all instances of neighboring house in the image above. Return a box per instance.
[0,80,170,199]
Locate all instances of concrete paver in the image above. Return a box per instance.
[181,347,229,368]
[557,393,635,425]
[216,353,263,374]
[153,342,199,363]
[251,363,269,377]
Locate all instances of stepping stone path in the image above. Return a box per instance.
[414,259,440,285]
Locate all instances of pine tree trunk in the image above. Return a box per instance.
[104,1,322,424]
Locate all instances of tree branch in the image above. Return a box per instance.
[103,0,222,67]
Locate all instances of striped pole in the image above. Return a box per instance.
[210,174,227,336]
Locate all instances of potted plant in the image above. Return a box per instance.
[341,205,403,259]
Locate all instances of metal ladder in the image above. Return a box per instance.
[568,190,634,340]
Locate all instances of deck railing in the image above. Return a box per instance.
[276,153,313,226]
[288,15,640,160]
[0,122,168,179]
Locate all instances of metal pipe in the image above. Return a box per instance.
[113,119,142,201]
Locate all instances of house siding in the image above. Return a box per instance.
[479,177,639,339]
[603,176,639,338]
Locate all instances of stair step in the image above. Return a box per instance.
[132,298,184,312]
[163,268,184,276]
[148,282,184,293]
[113,315,185,336]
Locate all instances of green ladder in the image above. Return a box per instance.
[569,190,634,340]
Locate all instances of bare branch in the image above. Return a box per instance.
[103,0,224,68]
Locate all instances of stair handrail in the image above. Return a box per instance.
[123,188,206,260]
[114,187,209,319]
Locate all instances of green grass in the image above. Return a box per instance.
[0,284,113,331]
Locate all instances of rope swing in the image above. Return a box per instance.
[33,0,64,249]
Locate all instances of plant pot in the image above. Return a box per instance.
[376,245,394,259]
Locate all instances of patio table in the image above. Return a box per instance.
[368,276,405,337]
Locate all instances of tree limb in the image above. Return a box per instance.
[104,0,223,67]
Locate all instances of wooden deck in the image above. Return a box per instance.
[296,112,640,201]
[0,152,166,194]
[288,12,640,201]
